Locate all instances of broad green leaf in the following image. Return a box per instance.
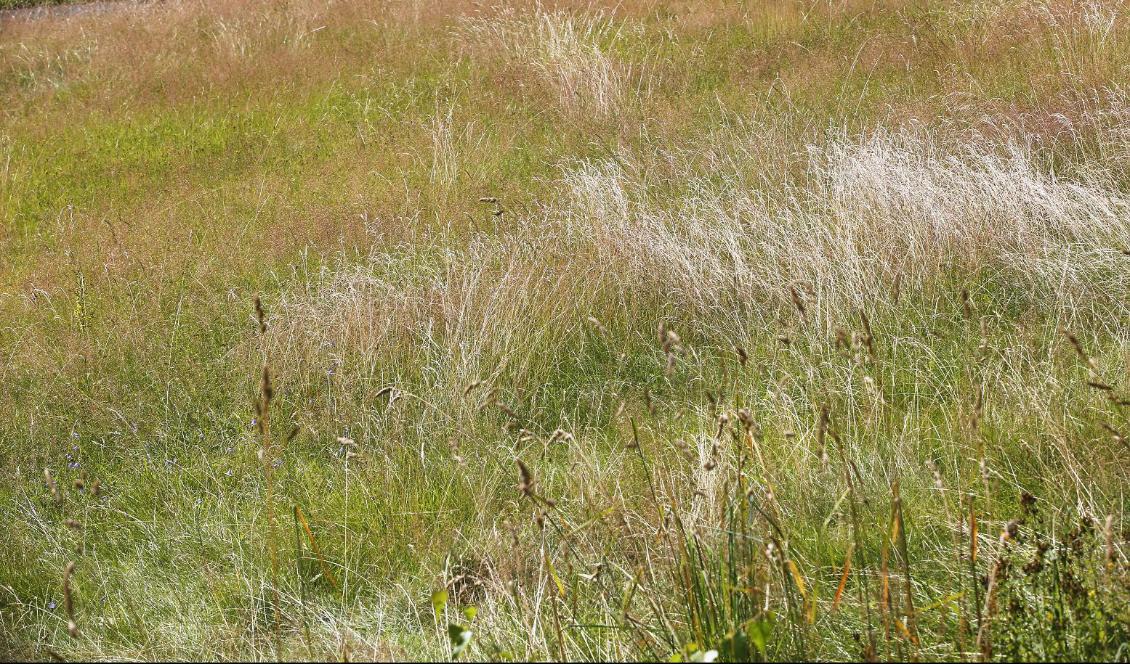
[745,618,773,656]
[721,627,751,662]
[448,623,473,660]
[431,590,448,618]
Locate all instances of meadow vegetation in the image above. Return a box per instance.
[1,0,1128,660]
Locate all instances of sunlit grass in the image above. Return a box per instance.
[1,0,1128,660]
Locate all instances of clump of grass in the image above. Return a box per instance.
[458,5,637,118]
[559,124,1130,335]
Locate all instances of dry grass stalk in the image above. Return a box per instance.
[816,405,830,468]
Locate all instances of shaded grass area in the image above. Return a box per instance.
[0,1,86,10]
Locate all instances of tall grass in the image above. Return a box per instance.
[1,0,1128,660]
[257,114,1129,659]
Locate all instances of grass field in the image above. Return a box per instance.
[1,0,1128,660]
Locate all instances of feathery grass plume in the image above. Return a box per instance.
[738,407,767,472]
[1061,327,1097,370]
[62,561,77,638]
[1100,422,1127,449]
[254,295,267,334]
[1062,327,1130,406]
[516,459,534,499]
[858,311,876,361]
[254,296,282,656]
[969,386,985,435]
[977,521,1019,659]
[497,400,521,432]
[658,322,681,375]
[547,429,573,446]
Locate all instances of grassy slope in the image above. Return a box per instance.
[1,0,1128,660]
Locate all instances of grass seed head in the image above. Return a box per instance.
[44,468,59,503]
[516,459,534,498]
[254,295,267,334]
[63,561,77,638]
[790,285,807,319]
